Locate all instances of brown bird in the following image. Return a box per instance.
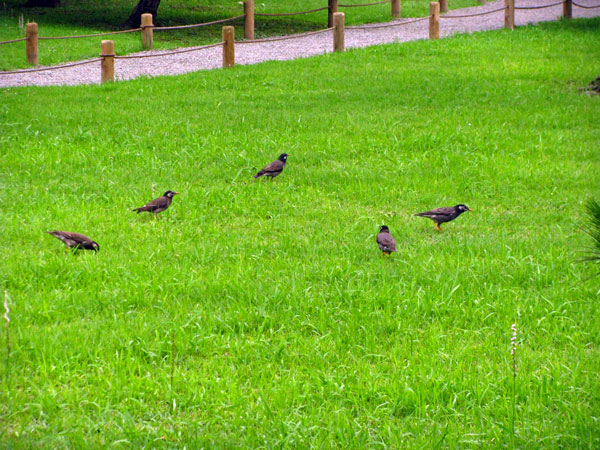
[376,225,397,257]
[253,153,288,180]
[414,204,473,231]
[46,231,99,252]
[133,190,179,215]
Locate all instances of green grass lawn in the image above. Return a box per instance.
[0,0,483,70]
[1,17,599,449]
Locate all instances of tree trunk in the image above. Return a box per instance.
[124,0,161,28]
[26,0,60,6]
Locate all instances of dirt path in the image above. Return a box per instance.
[0,0,598,88]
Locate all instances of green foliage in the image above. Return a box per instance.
[0,18,599,449]
[0,0,483,70]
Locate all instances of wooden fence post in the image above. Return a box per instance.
[439,0,448,13]
[26,22,38,65]
[563,0,572,18]
[429,2,440,40]
[222,26,235,68]
[141,13,153,49]
[505,0,515,29]
[392,0,401,18]
[244,0,254,39]
[101,40,115,83]
[333,12,344,52]
[328,0,338,28]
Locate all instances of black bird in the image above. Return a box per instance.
[133,190,179,215]
[253,153,288,180]
[377,225,397,257]
[414,204,473,231]
[46,231,99,252]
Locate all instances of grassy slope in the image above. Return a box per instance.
[1,18,599,449]
[0,0,481,70]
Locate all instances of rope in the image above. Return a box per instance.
[440,6,507,17]
[0,58,102,75]
[255,6,329,16]
[153,15,245,31]
[0,14,244,43]
[237,27,334,44]
[114,41,224,59]
[38,28,140,40]
[515,1,562,8]
[339,0,391,7]
[572,1,600,7]
[346,15,428,29]
[0,37,28,45]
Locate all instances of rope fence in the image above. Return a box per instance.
[38,28,141,41]
[0,37,27,45]
[255,7,329,17]
[515,1,562,9]
[0,14,242,45]
[339,0,391,7]
[440,6,507,18]
[2,0,598,47]
[0,58,101,75]
[153,15,245,31]
[347,15,427,29]
[114,41,224,59]
[572,1,600,7]
[1,0,599,79]
[237,27,334,44]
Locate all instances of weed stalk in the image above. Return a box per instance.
[510,323,518,446]
[171,329,176,404]
[4,291,10,383]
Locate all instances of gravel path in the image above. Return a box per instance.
[0,0,598,88]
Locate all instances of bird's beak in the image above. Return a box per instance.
[468,208,474,212]
[174,192,180,195]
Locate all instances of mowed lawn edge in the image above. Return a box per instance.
[0,18,599,449]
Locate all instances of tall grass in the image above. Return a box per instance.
[0,18,599,449]
[2,291,10,384]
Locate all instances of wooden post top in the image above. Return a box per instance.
[101,40,115,56]
[141,13,153,27]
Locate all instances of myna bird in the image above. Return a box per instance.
[253,153,288,180]
[133,190,179,215]
[414,204,473,231]
[377,225,397,257]
[46,231,99,252]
